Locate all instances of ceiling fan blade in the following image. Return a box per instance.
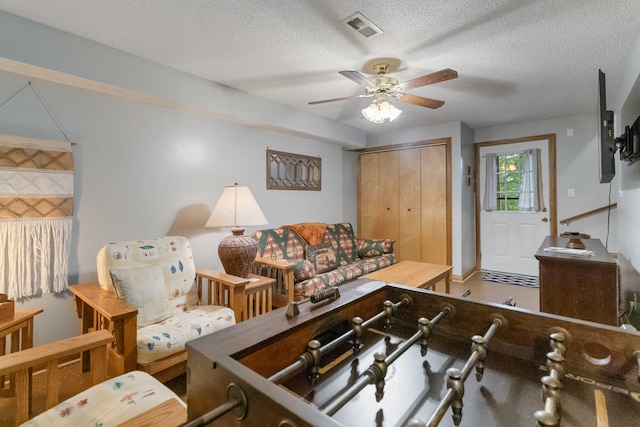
[339,70,377,90]
[399,68,458,90]
[308,94,373,105]
[397,93,445,109]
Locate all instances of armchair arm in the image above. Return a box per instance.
[68,283,138,377]
[195,267,250,321]
[251,257,295,307]
[0,329,113,424]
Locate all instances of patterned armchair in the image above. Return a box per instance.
[69,236,270,382]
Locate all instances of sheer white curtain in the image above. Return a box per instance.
[482,153,498,211]
[518,148,545,211]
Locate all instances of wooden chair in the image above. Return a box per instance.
[69,236,273,382]
[0,329,186,426]
[0,330,111,424]
[69,269,272,382]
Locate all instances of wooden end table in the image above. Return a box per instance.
[363,260,452,293]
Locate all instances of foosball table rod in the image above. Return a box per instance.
[322,307,451,417]
[181,383,247,427]
[415,315,506,427]
[268,296,412,384]
[534,331,570,426]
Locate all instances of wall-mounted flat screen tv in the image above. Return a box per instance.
[598,69,615,183]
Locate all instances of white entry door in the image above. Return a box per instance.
[479,140,550,276]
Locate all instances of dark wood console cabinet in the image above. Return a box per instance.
[535,236,618,326]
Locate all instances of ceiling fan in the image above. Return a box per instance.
[308,63,458,111]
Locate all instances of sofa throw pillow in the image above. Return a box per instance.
[357,239,394,258]
[110,263,170,327]
[293,259,315,281]
[307,243,337,274]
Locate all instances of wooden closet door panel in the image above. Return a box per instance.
[421,145,448,265]
[359,153,381,238]
[398,149,422,261]
[378,151,400,243]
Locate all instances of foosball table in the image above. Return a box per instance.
[185,279,640,426]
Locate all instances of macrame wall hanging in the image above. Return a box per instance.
[0,82,75,299]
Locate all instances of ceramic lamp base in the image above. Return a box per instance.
[218,229,257,278]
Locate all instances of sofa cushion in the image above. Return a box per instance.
[357,238,395,258]
[136,305,235,364]
[24,370,185,427]
[295,253,395,299]
[97,236,199,316]
[110,264,170,327]
[321,223,357,266]
[252,228,306,261]
[307,243,337,273]
[293,259,315,281]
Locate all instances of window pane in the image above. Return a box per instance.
[494,152,525,211]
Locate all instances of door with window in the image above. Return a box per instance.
[478,139,553,276]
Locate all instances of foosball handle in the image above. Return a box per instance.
[285,301,300,318]
[446,368,464,426]
[624,346,640,383]
[352,316,363,353]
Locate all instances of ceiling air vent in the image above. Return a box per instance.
[343,12,383,38]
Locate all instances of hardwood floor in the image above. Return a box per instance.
[432,270,540,312]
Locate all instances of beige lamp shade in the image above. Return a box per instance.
[205,184,268,228]
[205,184,268,277]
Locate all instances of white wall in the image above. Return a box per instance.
[0,11,365,346]
[460,122,476,277]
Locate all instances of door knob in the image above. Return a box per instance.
[542,217,548,222]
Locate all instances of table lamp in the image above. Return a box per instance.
[205,183,268,277]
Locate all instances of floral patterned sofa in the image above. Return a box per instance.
[251,222,394,306]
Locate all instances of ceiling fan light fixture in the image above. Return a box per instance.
[362,99,402,123]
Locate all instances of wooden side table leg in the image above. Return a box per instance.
[80,300,94,372]
[446,271,451,294]
[10,329,20,395]
[23,319,35,414]
[0,337,5,392]
[23,318,34,349]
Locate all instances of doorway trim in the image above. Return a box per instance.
[474,134,557,270]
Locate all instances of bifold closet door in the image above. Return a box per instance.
[359,152,382,239]
[420,144,448,265]
[359,151,401,243]
[398,149,422,261]
[359,144,448,264]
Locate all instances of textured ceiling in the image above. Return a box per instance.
[1,0,640,135]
